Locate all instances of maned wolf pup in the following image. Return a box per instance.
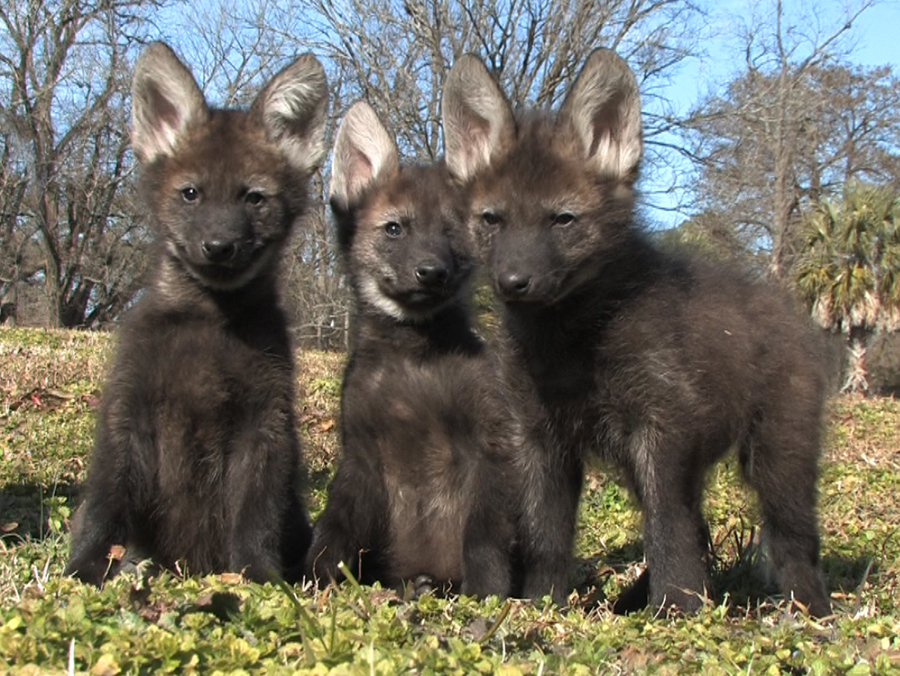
[442,50,831,616]
[64,42,327,586]
[306,101,518,597]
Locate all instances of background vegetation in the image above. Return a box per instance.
[1,327,898,674]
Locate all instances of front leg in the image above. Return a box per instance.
[461,456,516,598]
[229,501,282,582]
[637,448,710,613]
[226,423,299,582]
[517,438,584,606]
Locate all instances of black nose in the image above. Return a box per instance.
[415,263,449,288]
[201,240,237,263]
[497,272,531,297]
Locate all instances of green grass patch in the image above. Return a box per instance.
[1,327,899,673]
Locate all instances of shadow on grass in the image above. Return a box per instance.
[574,541,879,617]
[0,481,80,543]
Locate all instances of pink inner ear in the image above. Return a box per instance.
[146,82,183,133]
[470,114,494,159]
[588,97,625,158]
[447,112,494,179]
[345,147,377,200]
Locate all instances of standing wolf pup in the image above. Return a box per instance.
[65,43,327,586]
[307,102,518,598]
[442,50,831,616]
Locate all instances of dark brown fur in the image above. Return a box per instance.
[442,51,831,616]
[307,102,518,596]
[65,42,328,586]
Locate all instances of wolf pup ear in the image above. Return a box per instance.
[253,54,329,175]
[441,55,515,183]
[131,42,208,164]
[558,48,642,182]
[329,101,400,213]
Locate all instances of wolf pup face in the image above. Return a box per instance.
[329,101,473,321]
[442,50,642,304]
[131,42,327,291]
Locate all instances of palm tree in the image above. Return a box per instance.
[794,183,900,394]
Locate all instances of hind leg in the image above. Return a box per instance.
[66,425,145,586]
[306,456,390,587]
[65,499,129,586]
[613,567,650,614]
[280,490,313,584]
[741,408,830,617]
[762,511,829,617]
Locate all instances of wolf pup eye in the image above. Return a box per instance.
[384,221,403,238]
[481,210,501,228]
[181,186,200,203]
[245,190,266,206]
[553,212,576,227]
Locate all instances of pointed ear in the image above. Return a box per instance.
[441,54,515,183]
[253,54,329,174]
[131,42,208,164]
[329,101,400,211]
[558,49,642,181]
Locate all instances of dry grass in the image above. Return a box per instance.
[294,349,345,474]
[0,328,113,413]
[824,395,900,469]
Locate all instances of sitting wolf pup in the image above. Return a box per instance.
[65,42,327,586]
[442,50,831,616]
[307,102,518,598]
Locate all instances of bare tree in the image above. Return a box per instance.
[680,0,898,279]
[0,122,30,323]
[2,0,703,338]
[307,0,703,165]
[803,64,900,198]
[0,0,168,327]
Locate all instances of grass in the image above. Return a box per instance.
[1,326,899,674]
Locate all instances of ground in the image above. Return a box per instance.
[0,327,898,674]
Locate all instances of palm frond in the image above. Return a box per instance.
[792,182,900,335]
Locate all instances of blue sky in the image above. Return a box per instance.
[644,0,900,228]
[675,1,900,106]
[853,1,900,66]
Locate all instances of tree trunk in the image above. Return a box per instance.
[841,325,870,395]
